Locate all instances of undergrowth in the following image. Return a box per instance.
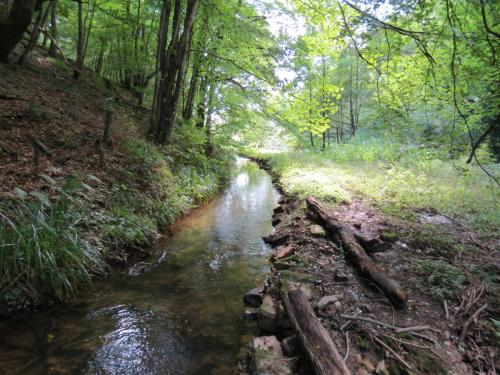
[0,127,232,313]
[250,141,499,233]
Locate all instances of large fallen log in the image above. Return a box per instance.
[306,197,407,308]
[282,288,351,375]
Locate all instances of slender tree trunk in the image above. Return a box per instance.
[205,82,215,155]
[196,75,208,128]
[182,48,201,121]
[47,0,58,57]
[95,39,105,73]
[73,0,84,80]
[151,0,172,132]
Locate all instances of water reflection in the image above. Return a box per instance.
[0,158,279,375]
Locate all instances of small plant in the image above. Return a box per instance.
[414,259,466,301]
[24,103,49,121]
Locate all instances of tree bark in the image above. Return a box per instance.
[18,0,51,65]
[155,0,200,144]
[47,0,57,57]
[0,0,45,61]
[282,288,351,375]
[73,0,84,80]
[183,53,201,121]
[306,197,407,308]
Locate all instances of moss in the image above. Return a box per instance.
[410,348,447,375]
[380,230,399,242]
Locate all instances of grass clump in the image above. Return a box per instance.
[0,195,104,310]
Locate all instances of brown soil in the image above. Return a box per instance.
[251,158,499,375]
[0,52,146,200]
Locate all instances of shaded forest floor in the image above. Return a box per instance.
[242,157,499,374]
[0,53,231,313]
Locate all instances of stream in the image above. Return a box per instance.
[0,157,279,375]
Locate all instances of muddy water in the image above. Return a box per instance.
[0,158,279,375]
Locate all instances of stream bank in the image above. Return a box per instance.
[239,157,498,375]
[0,158,279,374]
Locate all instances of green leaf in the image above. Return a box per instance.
[30,191,51,207]
[14,188,28,200]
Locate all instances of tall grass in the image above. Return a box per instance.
[0,198,104,308]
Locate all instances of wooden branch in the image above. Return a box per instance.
[306,197,407,307]
[29,137,51,155]
[283,288,351,375]
[458,303,488,344]
[371,334,412,370]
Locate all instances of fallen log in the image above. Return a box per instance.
[272,244,296,261]
[282,288,351,375]
[306,197,407,308]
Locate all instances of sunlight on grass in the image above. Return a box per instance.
[259,147,499,233]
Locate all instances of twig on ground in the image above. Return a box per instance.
[343,331,350,361]
[395,325,438,334]
[341,314,394,329]
[443,299,450,320]
[379,332,431,350]
[371,334,412,370]
[458,303,488,344]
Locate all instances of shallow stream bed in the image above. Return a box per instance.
[0,158,279,375]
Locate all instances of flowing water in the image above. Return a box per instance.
[0,158,279,375]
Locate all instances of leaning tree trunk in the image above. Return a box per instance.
[0,0,43,62]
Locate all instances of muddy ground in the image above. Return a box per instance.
[239,158,499,375]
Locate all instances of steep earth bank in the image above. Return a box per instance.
[0,53,231,313]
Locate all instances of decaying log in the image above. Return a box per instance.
[272,244,296,260]
[282,288,351,375]
[306,197,407,308]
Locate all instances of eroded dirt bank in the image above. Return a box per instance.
[238,157,499,375]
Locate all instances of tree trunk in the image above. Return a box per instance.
[94,40,105,74]
[155,0,200,144]
[0,0,43,61]
[151,0,172,132]
[183,53,201,121]
[18,1,50,65]
[73,0,84,80]
[204,82,215,155]
[282,288,351,375]
[47,0,57,57]
[306,197,407,308]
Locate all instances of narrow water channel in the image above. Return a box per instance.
[0,158,279,375]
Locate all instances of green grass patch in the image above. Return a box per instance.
[253,142,499,232]
[1,131,233,312]
[412,259,467,301]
